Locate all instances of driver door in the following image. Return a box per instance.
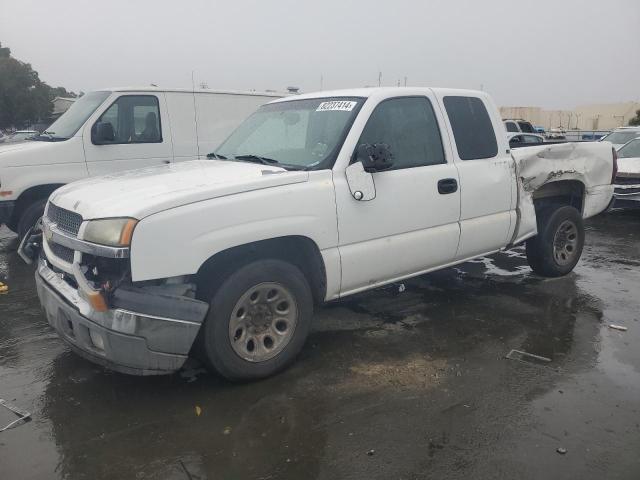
[83,93,173,176]
[334,95,461,296]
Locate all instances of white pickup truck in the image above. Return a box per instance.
[23,87,616,381]
[0,87,281,238]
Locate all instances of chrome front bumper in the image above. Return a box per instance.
[613,180,640,208]
[35,259,205,375]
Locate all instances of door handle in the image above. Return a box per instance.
[437,178,458,194]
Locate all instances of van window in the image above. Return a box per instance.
[94,95,162,144]
[505,121,519,132]
[444,96,498,160]
[517,121,535,133]
[358,97,445,170]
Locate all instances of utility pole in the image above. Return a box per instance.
[404,76,407,87]
[320,74,323,90]
[378,71,382,87]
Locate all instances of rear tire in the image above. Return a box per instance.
[200,259,314,381]
[526,205,584,277]
[17,199,46,240]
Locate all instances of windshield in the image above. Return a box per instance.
[601,131,639,145]
[42,91,112,140]
[618,139,640,158]
[216,97,365,170]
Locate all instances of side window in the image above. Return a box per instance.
[444,96,498,160]
[505,121,519,133]
[94,95,161,144]
[357,97,445,170]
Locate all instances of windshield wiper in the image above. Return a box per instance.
[234,154,281,166]
[32,131,67,142]
[206,152,228,159]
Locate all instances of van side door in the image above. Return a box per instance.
[82,93,173,176]
[334,94,461,296]
[436,93,516,260]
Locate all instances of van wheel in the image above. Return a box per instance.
[17,200,46,240]
[200,259,313,381]
[526,205,584,277]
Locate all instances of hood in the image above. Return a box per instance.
[617,156,640,176]
[0,137,81,167]
[50,160,309,220]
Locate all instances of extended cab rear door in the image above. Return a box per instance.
[434,91,516,259]
[82,92,173,176]
[333,92,461,296]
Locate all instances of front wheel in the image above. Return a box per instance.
[526,205,585,277]
[200,259,314,381]
[17,199,46,240]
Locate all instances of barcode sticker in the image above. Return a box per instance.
[316,101,357,112]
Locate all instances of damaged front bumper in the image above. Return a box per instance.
[35,257,209,375]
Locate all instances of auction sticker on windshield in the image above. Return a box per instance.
[316,101,357,112]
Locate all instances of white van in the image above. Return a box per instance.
[0,87,283,237]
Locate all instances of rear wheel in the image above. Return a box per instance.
[200,259,313,381]
[526,205,584,277]
[17,199,46,240]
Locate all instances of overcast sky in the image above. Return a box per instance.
[1,0,638,109]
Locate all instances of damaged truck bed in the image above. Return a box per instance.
[21,87,616,380]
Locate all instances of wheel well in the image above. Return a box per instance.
[8,184,63,230]
[195,236,327,305]
[531,180,585,215]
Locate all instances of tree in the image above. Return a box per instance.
[629,110,640,127]
[0,42,76,130]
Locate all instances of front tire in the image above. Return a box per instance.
[17,199,46,240]
[526,205,584,277]
[200,259,314,381]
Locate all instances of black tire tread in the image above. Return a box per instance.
[200,259,313,381]
[526,205,584,277]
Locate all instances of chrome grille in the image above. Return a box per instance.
[49,241,75,264]
[47,203,82,236]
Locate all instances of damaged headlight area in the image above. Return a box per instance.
[82,218,137,247]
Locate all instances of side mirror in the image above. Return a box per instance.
[345,161,376,201]
[92,122,115,144]
[355,143,394,173]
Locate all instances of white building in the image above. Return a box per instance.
[500,102,640,131]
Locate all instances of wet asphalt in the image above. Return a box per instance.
[0,210,639,480]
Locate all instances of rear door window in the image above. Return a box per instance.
[443,96,498,160]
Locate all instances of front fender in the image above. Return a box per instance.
[129,171,338,282]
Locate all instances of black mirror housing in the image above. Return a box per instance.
[92,122,115,144]
[356,143,394,173]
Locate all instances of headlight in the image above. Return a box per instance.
[82,218,138,247]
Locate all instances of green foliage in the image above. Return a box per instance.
[0,42,76,130]
[629,110,640,127]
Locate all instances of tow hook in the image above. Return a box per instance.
[18,218,43,265]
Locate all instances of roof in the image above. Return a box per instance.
[268,86,487,104]
[102,86,285,98]
[613,126,640,131]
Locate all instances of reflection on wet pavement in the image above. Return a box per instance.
[1,210,639,479]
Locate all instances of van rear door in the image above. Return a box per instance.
[82,92,173,175]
